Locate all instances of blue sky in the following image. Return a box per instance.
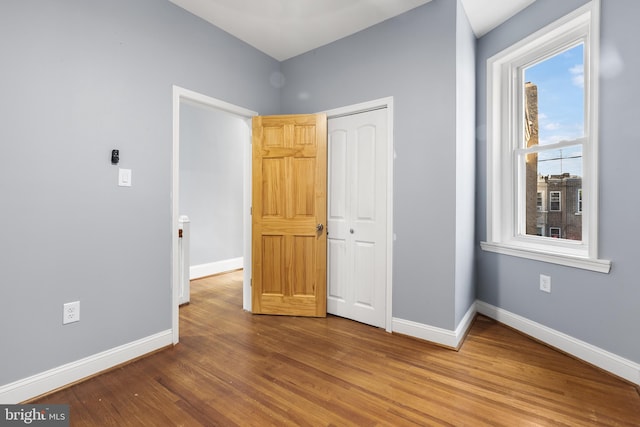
[524,43,584,176]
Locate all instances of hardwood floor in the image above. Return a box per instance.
[35,270,640,426]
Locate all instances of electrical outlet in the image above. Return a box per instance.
[63,301,80,324]
[539,275,551,293]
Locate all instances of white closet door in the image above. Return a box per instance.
[327,108,387,328]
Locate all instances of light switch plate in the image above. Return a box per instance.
[118,168,132,187]
[540,274,551,293]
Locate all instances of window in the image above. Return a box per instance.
[536,192,544,212]
[481,1,610,273]
[550,191,561,212]
[577,189,583,213]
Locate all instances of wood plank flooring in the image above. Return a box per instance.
[34,270,640,426]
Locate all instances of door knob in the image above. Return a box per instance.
[316,223,324,232]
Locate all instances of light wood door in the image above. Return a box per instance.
[252,114,327,317]
[327,109,387,328]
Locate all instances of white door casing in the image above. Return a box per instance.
[327,107,389,329]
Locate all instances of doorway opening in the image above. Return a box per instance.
[171,86,256,344]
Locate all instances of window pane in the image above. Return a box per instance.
[523,44,584,242]
[527,173,582,241]
[577,189,583,213]
[536,192,543,211]
[537,145,583,176]
[524,44,584,147]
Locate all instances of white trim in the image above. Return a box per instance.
[323,97,394,332]
[586,0,601,261]
[476,301,640,386]
[392,302,477,349]
[480,241,611,273]
[172,85,257,344]
[242,117,253,312]
[190,257,244,280]
[0,330,172,404]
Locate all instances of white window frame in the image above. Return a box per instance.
[549,191,561,212]
[550,227,562,238]
[481,0,611,273]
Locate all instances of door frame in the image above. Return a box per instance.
[172,91,394,342]
[323,97,394,332]
[171,85,257,344]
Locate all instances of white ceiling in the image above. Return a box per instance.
[461,0,536,37]
[169,0,536,61]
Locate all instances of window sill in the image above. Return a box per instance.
[480,241,611,273]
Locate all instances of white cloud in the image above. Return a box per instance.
[569,64,584,88]
[537,112,560,131]
[539,132,583,146]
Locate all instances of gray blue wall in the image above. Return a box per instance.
[454,0,477,326]
[281,0,471,330]
[179,103,245,266]
[476,0,640,364]
[0,0,279,386]
[4,0,635,397]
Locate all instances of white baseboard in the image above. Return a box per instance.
[476,301,640,386]
[0,330,173,404]
[392,302,476,349]
[190,257,243,280]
